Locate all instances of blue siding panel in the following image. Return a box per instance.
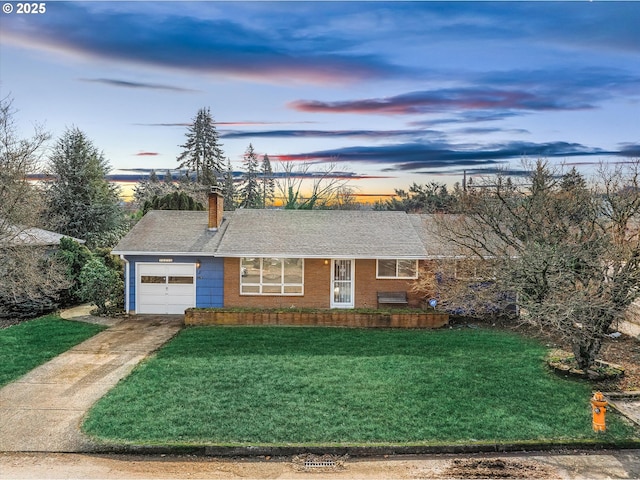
[123,255,224,312]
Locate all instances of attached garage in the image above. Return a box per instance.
[111,206,230,314]
[136,263,196,314]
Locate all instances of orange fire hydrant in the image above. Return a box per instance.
[590,391,608,432]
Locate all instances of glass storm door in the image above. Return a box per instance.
[331,259,354,308]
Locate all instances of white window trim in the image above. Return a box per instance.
[240,257,305,296]
[376,259,419,279]
[453,259,497,281]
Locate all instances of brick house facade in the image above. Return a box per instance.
[114,189,444,314]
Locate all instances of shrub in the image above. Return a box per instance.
[78,257,124,316]
[55,237,93,306]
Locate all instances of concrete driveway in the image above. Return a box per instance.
[0,315,182,452]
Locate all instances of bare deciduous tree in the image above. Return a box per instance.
[0,96,69,319]
[413,160,640,369]
[0,96,49,241]
[274,161,352,209]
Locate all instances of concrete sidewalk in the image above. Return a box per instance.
[0,315,182,452]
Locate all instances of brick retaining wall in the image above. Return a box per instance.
[185,309,449,328]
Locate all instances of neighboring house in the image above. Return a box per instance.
[2,225,85,248]
[112,189,446,314]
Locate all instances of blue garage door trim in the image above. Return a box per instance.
[124,255,223,312]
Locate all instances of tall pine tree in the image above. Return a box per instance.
[260,154,275,208]
[238,144,261,208]
[223,158,236,210]
[177,107,224,185]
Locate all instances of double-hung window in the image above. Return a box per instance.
[240,257,304,295]
[376,259,418,279]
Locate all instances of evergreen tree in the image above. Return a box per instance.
[176,107,224,185]
[133,169,171,209]
[55,237,93,306]
[260,154,275,208]
[45,127,123,248]
[383,182,457,213]
[142,191,205,215]
[163,169,174,184]
[238,144,261,208]
[223,158,236,210]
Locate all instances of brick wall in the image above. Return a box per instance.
[186,309,449,328]
[354,259,424,308]
[224,258,330,308]
[223,257,430,309]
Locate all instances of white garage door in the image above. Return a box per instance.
[137,263,196,314]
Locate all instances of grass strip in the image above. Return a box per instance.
[83,326,638,445]
[0,315,105,387]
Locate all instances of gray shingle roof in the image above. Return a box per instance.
[4,225,85,247]
[409,214,457,258]
[215,209,427,258]
[410,214,514,258]
[112,209,448,258]
[112,210,232,255]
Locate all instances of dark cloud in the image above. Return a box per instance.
[220,129,441,140]
[4,2,638,87]
[5,3,403,84]
[289,87,596,116]
[408,111,525,127]
[268,171,391,181]
[133,123,192,128]
[134,152,159,156]
[80,78,199,93]
[452,127,530,136]
[418,167,534,179]
[275,140,617,172]
[290,66,640,121]
[382,2,640,55]
[618,144,640,157]
[135,121,318,128]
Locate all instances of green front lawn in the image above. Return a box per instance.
[0,315,106,387]
[83,326,637,446]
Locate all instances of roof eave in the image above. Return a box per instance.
[112,250,216,257]
[216,253,427,259]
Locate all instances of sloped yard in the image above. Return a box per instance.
[83,326,638,446]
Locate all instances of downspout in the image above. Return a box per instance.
[120,255,130,313]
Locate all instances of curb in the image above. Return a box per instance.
[604,391,640,400]
[604,392,640,428]
[78,440,640,458]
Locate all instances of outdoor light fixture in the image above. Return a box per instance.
[195,259,201,269]
[324,259,329,265]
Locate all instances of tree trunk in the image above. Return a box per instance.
[571,336,602,370]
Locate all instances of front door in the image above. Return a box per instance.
[331,259,354,308]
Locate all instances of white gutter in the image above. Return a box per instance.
[217,253,427,260]
[112,251,215,257]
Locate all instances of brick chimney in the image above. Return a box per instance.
[208,186,224,230]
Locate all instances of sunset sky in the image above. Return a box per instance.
[2,1,639,201]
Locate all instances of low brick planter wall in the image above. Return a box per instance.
[185,309,449,329]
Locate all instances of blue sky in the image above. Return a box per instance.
[1,1,639,198]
